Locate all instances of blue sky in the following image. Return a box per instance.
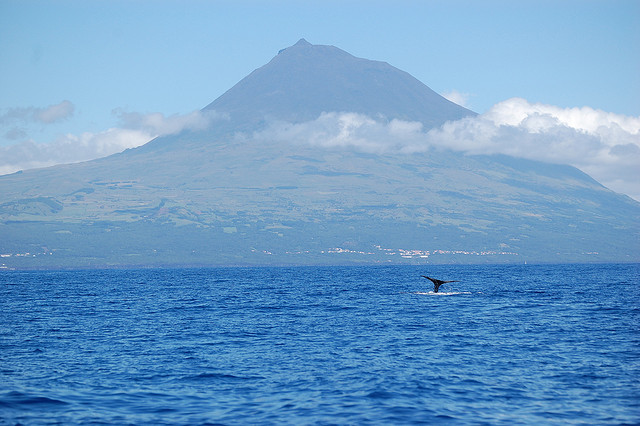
[1,0,639,197]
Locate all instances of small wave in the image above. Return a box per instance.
[0,391,68,409]
[182,372,264,382]
[413,291,472,296]
[366,390,395,400]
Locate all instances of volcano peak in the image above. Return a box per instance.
[204,39,474,131]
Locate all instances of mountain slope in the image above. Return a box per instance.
[141,39,475,151]
[206,39,474,126]
[0,40,638,268]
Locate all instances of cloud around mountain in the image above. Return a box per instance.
[436,99,640,200]
[254,98,640,200]
[0,109,225,176]
[1,98,638,200]
[441,90,471,109]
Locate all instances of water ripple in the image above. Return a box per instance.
[1,264,638,424]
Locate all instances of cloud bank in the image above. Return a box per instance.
[112,108,223,135]
[0,109,224,175]
[257,98,640,200]
[434,99,640,199]
[1,98,638,201]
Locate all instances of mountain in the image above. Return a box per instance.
[1,40,638,269]
[205,39,474,127]
[140,38,474,150]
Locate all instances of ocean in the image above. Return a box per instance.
[1,264,638,424]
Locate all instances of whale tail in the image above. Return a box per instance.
[421,275,459,293]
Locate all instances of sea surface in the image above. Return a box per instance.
[1,264,638,425]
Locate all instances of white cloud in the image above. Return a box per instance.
[113,108,226,135]
[0,109,225,175]
[484,98,640,134]
[255,112,426,154]
[0,129,152,175]
[1,98,638,201]
[0,100,75,125]
[255,99,640,200]
[36,100,75,124]
[442,90,471,108]
[427,98,640,200]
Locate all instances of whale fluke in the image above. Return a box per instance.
[421,276,459,293]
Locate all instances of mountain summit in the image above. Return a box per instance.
[0,40,638,268]
[203,39,474,129]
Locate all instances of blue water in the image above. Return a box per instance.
[1,264,638,424]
